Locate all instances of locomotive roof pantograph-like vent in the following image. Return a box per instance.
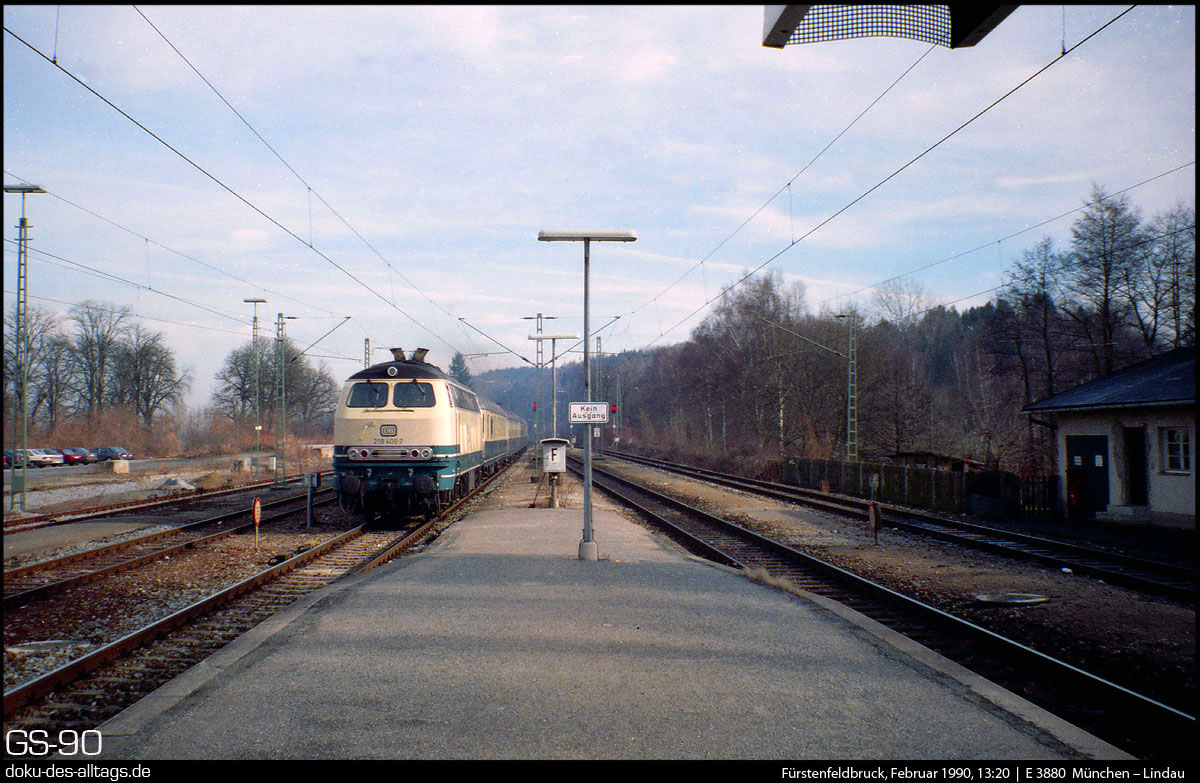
[390,348,406,362]
[411,348,429,363]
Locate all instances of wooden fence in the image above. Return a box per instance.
[781,457,1061,519]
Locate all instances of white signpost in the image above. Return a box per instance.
[569,402,609,424]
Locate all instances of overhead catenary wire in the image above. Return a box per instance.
[3,24,466,360]
[636,5,1139,352]
[628,43,939,320]
[3,6,1176,373]
[816,161,1196,311]
[1,169,340,318]
[860,218,1198,326]
[4,239,247,324]
[3,290,250,337]
[130,6,523,367]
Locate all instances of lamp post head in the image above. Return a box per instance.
[3,184,46,194]
[538,230,636,242]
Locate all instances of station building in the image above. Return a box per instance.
[1023,346,1195,529]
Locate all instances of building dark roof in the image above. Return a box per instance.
[1022,347,1195,414]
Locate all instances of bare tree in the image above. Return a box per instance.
[1130,203,1195,350]
[211,338,339,435]
[1061,185,1144,375]
[871,277,930,328]
[999,236,1083,400]
[66,301,131,419]
[3,305,63,432]
[110,325,191,425]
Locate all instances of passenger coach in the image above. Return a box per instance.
[333,348,527,520]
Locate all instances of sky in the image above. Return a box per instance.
[3,5,1195,411]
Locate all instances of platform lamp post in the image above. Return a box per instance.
[272,313,297,490]
[537,229,636,561]
[5,183,45,512]
[243,298,267,471]
[528,332,579,440]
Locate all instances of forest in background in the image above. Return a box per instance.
[5,186,1194,470]
[478,186,1194,475]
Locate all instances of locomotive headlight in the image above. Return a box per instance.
[421,448,433,459]
[349,448,362,459]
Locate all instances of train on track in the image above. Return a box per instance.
[332,348,528,520]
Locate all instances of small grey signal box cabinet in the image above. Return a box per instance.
[541,438,569,473]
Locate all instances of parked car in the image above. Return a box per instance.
[59,447,96,465]
[93,446,134,461]
[25,448,64,467]
[44,448,70,465]
[2,450,11,469]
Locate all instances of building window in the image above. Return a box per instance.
[1161,428,1191,474]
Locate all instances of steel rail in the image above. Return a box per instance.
[3,469,334,532]
[344,452,521,576]
[609,451,1196,601]
[572,457,1195,760]
[3,491,336,607]
[4,449,527,719]
[3,524,364,717]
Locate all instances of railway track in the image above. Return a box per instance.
[608,451,1196,602]
[3,489,336,607]
[2,452,523,735]
[4,470,334,533]
[572,456,1195,761]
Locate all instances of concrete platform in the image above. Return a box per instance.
[96,472,1131,760]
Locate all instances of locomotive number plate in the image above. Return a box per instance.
[379,424,398,437]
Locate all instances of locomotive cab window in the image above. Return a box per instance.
[346,381,390,408]
[393,381,435,408]
[449,385,480,412]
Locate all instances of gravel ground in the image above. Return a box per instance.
[583,458,1195,713]
[3,502,363,690]
[5,455,1193,715]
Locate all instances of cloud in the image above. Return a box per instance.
[230,228,273,250]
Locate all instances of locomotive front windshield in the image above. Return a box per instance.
[345,381,435,408]
[393,381,434,407]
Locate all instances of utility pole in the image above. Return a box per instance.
[615,372,623,448]
[529,331,578,441]
[522,313,557,442]
[595,336,604,459]
[5,183,45,512]
[244,298,267,471]
[761,314,858,463]
[844,313,857,462]
[272,313,296,489]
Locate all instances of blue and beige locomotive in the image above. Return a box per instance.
[333,348,527,519]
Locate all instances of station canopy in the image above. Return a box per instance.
[763,4,1017,49]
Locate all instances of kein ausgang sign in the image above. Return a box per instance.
[569,402,609,424]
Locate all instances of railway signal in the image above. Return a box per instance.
[253,497,262,551]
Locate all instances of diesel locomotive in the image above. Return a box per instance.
[332,348,527,520]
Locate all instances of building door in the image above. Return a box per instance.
[1122,426,1148,506]
[1065,435,1109,519]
